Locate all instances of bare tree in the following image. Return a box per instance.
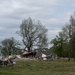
[18,17,48,52]
[0,37,20,56]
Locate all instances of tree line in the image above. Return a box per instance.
[0,17,48,56]
[0,12,75,61]
[50,12,75,61]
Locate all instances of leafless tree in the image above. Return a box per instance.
[18,17,48,52]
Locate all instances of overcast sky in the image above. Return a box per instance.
[0,0,75,42]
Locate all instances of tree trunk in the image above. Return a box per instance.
[73,52,75,60]
[68,51,70,61]
[8,47,11,55]
[9,50,11,55]
[28,47,31,52]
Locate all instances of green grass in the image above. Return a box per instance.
[0,59,75,75]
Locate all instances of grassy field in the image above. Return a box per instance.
[0,59,75,75]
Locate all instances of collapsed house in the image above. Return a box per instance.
[35,48,58,60]
[21,51,37,58]
[0,48,58,66]
[21,48,57,61]
[0,55,16,66]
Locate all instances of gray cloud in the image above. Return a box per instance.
[0,0,75,43]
